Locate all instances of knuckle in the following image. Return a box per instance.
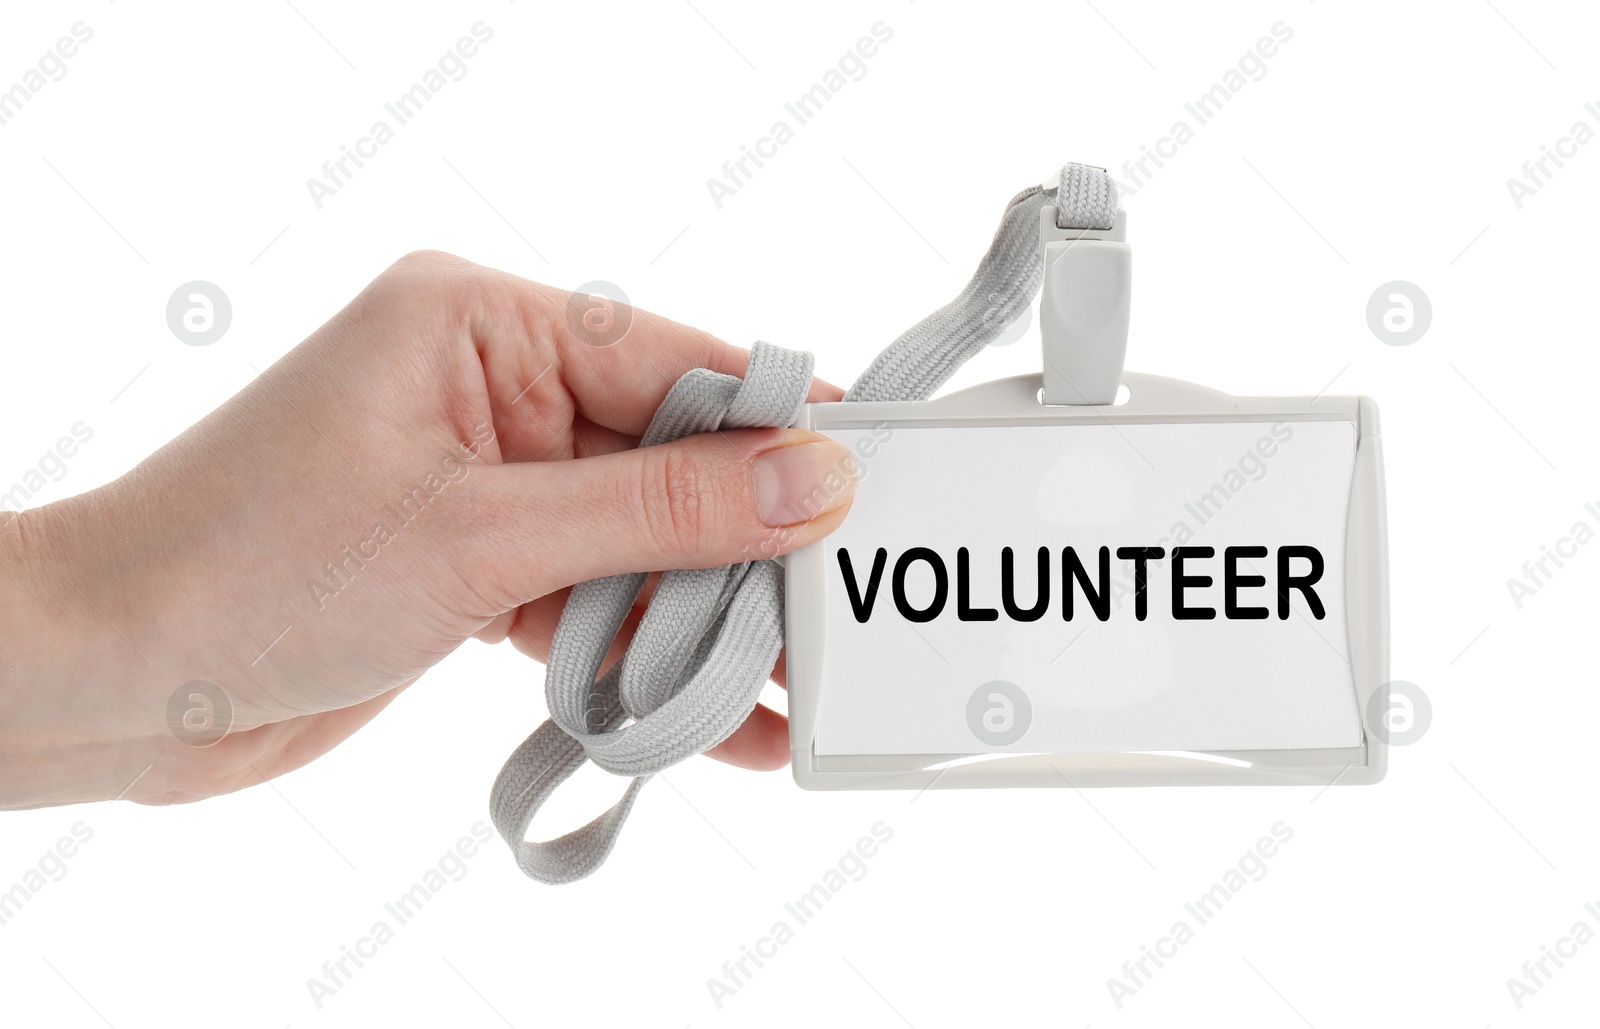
[389,249,464,276]
[379,250,479,305]
[358,251,489,340]
[639,445,725,560]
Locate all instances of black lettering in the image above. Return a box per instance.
[1115,547,1165,621]
[1224,546,1269,619]
[839,545,1327,624]
[1001,546,1049,621]
[956,547,998,621]
[1276,545,1326,619]
[892,547,948,623]
[836,548,887,623]
[1063,546,1111,621]
[1171,546,1216,620]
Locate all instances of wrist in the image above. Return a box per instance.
[0,500,166,808]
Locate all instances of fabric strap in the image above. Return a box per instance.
[490,163,1117,884]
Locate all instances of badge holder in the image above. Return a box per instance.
[784,203,1389,790]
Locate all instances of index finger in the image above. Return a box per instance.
[466,262,846,440]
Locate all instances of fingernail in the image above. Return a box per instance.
[753,439,857,527]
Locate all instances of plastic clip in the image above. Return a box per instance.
[1038,205,1130,405]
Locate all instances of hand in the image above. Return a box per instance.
[0,251,856,809]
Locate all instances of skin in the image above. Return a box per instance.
[0,251,856,810]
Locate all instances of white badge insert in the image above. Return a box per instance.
[784,373,1389,789]
[818,416,1358,755]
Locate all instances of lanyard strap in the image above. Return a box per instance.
[490,163,1119,884]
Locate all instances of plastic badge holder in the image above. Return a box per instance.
[783,205,1389,791]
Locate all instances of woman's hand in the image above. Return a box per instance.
[0,251,856,808]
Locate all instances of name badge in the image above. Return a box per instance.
[784,371,1388,789]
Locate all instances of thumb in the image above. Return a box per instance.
[473,428,858,596]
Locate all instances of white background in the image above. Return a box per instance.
[1,1,1596,1026]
